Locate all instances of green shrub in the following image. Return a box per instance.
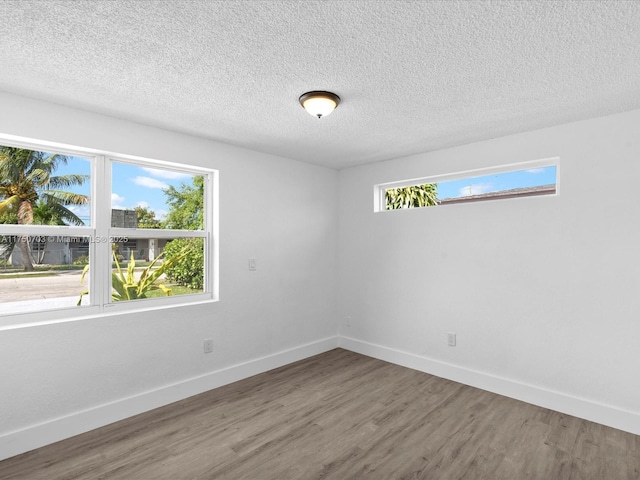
[73,254,90,266]
[162,238,204,290]
[77,250,186,305]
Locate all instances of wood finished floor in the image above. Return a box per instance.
[1,348,639,480]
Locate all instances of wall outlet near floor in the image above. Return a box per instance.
[447,332,456,347]
[203,339,213,354]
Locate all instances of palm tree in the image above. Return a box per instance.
[385,183,439,210]
[29,200,68,264]
[0,146,89,271]
[31,200,69,226]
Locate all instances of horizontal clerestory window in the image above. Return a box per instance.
[375,158,558,212]
[0,137,218,326]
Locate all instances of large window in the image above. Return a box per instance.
[0,138,217,325]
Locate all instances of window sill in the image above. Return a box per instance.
[0,294,218,331]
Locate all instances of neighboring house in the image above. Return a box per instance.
[438,184,556,205]
[7,209,166,266]
[7,237,81,267]
[116,237,168,262]
[111,209,166,261]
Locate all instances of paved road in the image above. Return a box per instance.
[0,271,89,315]
[0,271,87,303]
[0,268,174,316]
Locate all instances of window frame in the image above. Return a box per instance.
[0,134,218,328]
[374,157,559,212]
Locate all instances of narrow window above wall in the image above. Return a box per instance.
[375,158,558,212]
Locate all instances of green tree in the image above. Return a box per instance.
[161,176,204,289]
[135,205,161,229]
[162,238,204,290]
[0,211,18,224]
[32,200,67,226]
[0,147,89,270]
[385,183,439,210]
[162,176,204,230]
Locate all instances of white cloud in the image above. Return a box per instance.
[458,183,493,197]
[141,167,191,180]
[68,205,91,223]
[135,201,150,209]
[155,208,168,220]
[526,168,545,174]
[111,193,126,208]
[133,176,169,189]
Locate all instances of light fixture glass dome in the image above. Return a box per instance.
[299,91,341,119]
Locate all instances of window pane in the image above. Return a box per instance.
[111,162,204,230]
[437,166,557,204]
[385,183,438,210]
[383,165,557,210]
[0,244,90,315]
[110,237,204,303]
[0,145,91,226]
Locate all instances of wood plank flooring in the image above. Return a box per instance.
[1,348,639,479]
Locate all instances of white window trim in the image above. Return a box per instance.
[0,134,218,329]
[374,157,559,212]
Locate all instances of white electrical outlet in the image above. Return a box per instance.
[203,339,213,354]
[447,332,456,347]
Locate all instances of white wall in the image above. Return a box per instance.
[0,92,339,459]
[2,91,639,460]
[338,109,640,434]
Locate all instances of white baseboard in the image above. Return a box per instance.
[0,336,339,461]
[338,336,640,436]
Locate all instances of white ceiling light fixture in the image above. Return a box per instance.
[299,91,341,119]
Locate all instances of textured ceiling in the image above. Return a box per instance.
[0,1,639,169]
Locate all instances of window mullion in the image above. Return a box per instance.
[207,172,217,297]
[93,156,111,309]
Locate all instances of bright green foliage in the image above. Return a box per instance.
[0,211,18,224]
[0,147,88,224]
[77,250,186,305]
[73,254,89,266]
[160,176,205,289]
[31,199,68,226]
[162,176,204,230]
[135,205,161,229]
[110,252,176,301]
[385,183,439,210]
[162,238,204,290]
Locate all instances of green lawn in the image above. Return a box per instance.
[0,264,85,276]
[144,284,201,298]
[0,272,59,279]
[0,263,200,297]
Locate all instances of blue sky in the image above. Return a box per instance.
[56,157,196,226]
[53,156,556,223]
[431,166,556,200]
